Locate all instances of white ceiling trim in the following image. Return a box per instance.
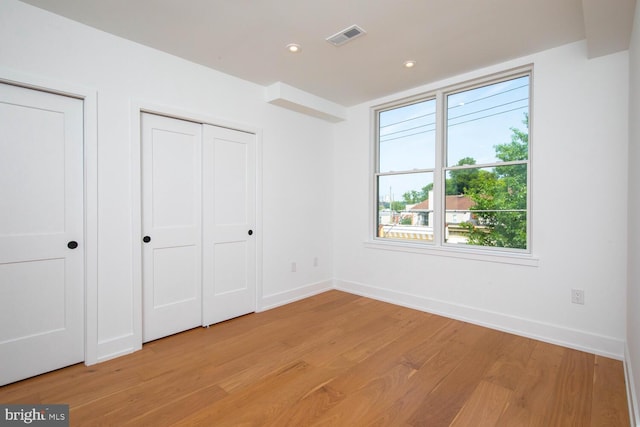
[265,82,346,122]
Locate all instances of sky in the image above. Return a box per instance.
[378,75,529,202]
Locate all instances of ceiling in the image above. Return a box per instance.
[19,0,636,107]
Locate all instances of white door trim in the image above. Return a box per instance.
[130,101,263,348]
[0,66,99,365]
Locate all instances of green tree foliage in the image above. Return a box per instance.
[398,114,529,249]
[400,216,413,225]
[402,183,433,204]
[402,190,422,204]
[390,201,406,211]
[463,114,529,249]
[447,157,479,195]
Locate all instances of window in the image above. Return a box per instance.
[377,98,436,242]
[374,70,531,252]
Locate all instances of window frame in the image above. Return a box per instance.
[375,96,437,243]
[370,66,535,264]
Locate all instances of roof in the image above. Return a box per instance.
[412,195,475,211]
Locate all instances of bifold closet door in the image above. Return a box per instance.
[202,124,256,326]
[141,113,202,342]
[0,83,84,385]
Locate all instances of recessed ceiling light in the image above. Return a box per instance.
[287,43,301,53]
[404,60,416,68]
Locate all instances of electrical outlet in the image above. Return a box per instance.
[291,262,297,273]
[571,289,584,305]
[313,257,318,267]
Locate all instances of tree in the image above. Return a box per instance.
[402,190,422,204]
[394,114,529,249]
[400,216,413,225]
[402,183,433,204]
[463,114,528,249]
[390,201,406,211]
[447,157,479,195]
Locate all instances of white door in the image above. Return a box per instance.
[202,124,256,325]
[141,113,202,342]
[0,83,84,386]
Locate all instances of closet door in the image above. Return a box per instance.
[202,125,256,325]
[0,83,84,385]
[141,113,202,342]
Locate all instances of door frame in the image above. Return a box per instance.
[130,101,263,349]
[0,67,99,365]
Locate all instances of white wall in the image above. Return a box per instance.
[627,0,640,423]
[0,0,334,362]
[333,41,629,359]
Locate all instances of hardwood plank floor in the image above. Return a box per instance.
[0,290,630,426]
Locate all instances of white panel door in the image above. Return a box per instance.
[0,83,84,386]
[141,113,202,342]
[202,125,256,325]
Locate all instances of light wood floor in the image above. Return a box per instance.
[0,291,630,426]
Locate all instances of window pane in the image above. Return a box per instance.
[447,76,529,167]
[377,173,434,242]
[379,99,436,172]
[444,165,527,249]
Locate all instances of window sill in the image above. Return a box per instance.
[364,239,539,267]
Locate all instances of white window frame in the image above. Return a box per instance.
[368,66,538,266]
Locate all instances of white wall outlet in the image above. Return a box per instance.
[571,289,585,305]
[313,257,318,267]
[291,262,297,273]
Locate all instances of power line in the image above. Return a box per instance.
[380,110,435,129]
[380,128,436,143]
[381,122,436,139]
[380,105,528,142]
[447,105,528,128]
[380,81,528,130]
[381,100,526,141]
[447,83,528,111]
[448,98,527,122]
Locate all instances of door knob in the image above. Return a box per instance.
[67,241,78,249]
[143,236,151,243]
[248,230,253,236]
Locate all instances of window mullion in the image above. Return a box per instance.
[433,90,445,246]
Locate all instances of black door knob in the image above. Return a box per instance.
[143,236,151,243]
[248,230,253,236]
[67,241,78,249]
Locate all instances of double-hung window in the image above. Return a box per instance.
[374,69,531,252]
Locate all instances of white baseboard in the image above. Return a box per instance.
[625,343,640,427]
[259,280,334,311]
[334,279,625,360]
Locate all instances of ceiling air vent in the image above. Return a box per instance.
[326,25,366,46]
